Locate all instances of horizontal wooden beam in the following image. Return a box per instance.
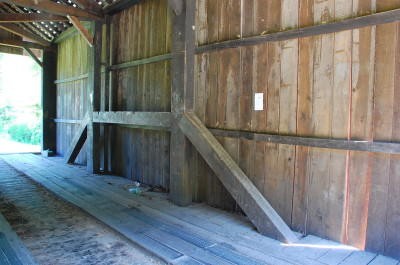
[179,112,298,243]
[103,0,141,15]
[53,118,81,124]
[93,111,172,130]
[196,8,400,54]
[210,128,400,155]
[73,0,102,16]
[1,0,102,20]
[65,115,89,164]
[108,53,172,71]
[67,15,93,47]
[54,73,89,84]
[0,38,51,50]
[0,23,50,46]
[23,46,42,67]
[0,13,67,22]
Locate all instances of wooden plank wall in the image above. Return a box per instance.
[56,31,89,164]
[194,0,400,258]
[110,0,171,189]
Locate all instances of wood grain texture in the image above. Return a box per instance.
[56,28,89,165]
[179,112,298,243]
[110,0,171,189]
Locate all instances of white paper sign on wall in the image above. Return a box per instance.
[254,93,264,111]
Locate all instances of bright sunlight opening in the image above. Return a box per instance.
[0,52,41,154]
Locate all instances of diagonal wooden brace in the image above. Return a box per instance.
[64,114,90,164]
[178,112,299,243]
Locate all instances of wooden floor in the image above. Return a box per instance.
[0,205,37,264]
[1,154,399,265]
[0,159,164,265]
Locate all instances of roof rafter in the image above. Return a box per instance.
[0,37,51,49]
[0,12,67,22]
[0,0,102,20]
[67,15,92,46]
[0,23,50,46]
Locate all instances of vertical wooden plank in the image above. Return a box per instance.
[384,20,400,259]
[306,0,335,238]
[276,0,298,225]
[366,15,396,258]
[239,0,256,194]
[292,0,314,233]
[366,0,399,254]
[259,0,281,221]
[324,0,352,243]
[217,0,241,211]
[347,0,375,249]
[193,0,208,201]
[204,0,221,207]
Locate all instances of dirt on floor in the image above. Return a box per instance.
[0,159,166,265]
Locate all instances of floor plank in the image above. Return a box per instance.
[0,209,37,264]
[368,255,399,265]
[1,154,399,265]
[338,251,377,265]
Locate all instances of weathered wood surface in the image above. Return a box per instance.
[0,13,67,22]
[110,0,171,189]
[1,0,102,20]
[73,0,103,15]
[0,38,48,50]
[0,30,23,55]
[93,111,172,129]
[179,112,298,243]
[193,0,400,259]
[86,21,102,173]
[210,129,400,155]
[54,119,81,124]
[54,74,89,84]
[196,7,400,54]
[169,0,196,206]
[103,0,141,15]
[0,23,50,46]
[64,115,89,164]
[56,24,90,164]
[5,154,399,265]
[67,16,94,47]
[109,53,172,71]
[0,212,38,264]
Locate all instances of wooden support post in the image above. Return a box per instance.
[86,21,102,173]
[179,112,299,243]
[169,0,196,206]
[101,15,111,173]
[41,47,57,153]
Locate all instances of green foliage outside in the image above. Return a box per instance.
[0,105,14,133]
[0,104,41,145]
[8,123,40,145]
